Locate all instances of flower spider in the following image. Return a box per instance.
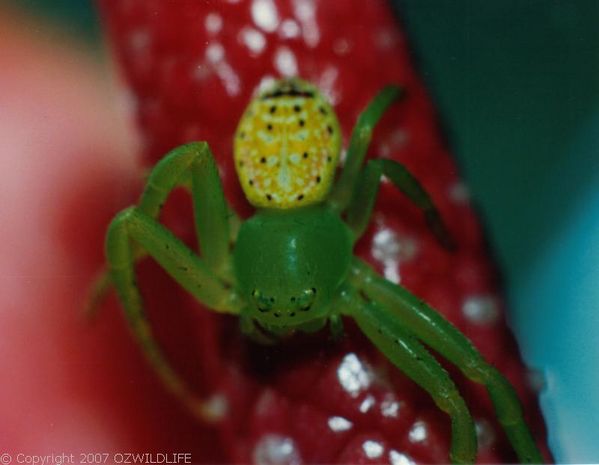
[97,78,543,464]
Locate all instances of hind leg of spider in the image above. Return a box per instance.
[106,207,241,422]
[339,292,476,464]
[86,142,238,317]
[329,85,404,211]
[345,158,455,249]
[350,259,544,463]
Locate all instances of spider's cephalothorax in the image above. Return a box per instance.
[234,78,341,209]
[234,205,353,329]
[99,78,544,464]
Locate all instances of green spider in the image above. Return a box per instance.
[99,78,543,464]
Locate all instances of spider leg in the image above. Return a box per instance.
[350,258,544,463]
[86,142,238,316]
[106,207,241,422]
[84,267,113,319]
[329,86,403,211]
[345,158,455,249]
[338,291,476,464]
[102,142,243,422]
[138,142,235,275]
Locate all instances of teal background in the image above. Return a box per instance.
[6,0,100,43]
[7,0,598,461]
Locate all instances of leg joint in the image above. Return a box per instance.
[462,356,491,382]
[435,386,466,414]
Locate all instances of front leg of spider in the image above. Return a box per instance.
[105,142,243,422]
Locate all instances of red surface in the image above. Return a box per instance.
[78,0,549,462]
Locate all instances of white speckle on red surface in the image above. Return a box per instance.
[475,418,496,450]
[257,75,277,94]
[219,62,241,96]
[292,0,320,48]
[205,13,223,35]
[316,65,340,104]
[372,226,417,284]
[408,420,428,443]
[279,19,300,39]
[197,42,241,96]
[362,439,385,459]
[337,353,374,398]
[239,26,267,55]
[252,0,280,33]
[253,434,301,465]
[389,450,416,465]
[378,254,400,284]
[206,42,225,63]
[328,416,353,432]
[463,295,499,325]
[203,392,229,421]
[380,393,401,418]
[359,394,376,413]
[274,46,298,76]
[379,128,409,157]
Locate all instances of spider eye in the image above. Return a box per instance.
[295,288,317,310]
[251,289,274,312]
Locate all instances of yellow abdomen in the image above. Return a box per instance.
[234,79,341,209]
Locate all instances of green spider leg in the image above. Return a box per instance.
[349,259,544,463]
[346,158,455,248]
[338,290,476,464]
[105,142,242,421]
[85,142,241,316]
[329,85,403,211]
[328,85,453,248]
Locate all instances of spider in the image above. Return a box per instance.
[98,78,543,464]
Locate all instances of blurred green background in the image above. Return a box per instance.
[5,0,598,461]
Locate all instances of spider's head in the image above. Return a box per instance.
[233,206,353,330]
